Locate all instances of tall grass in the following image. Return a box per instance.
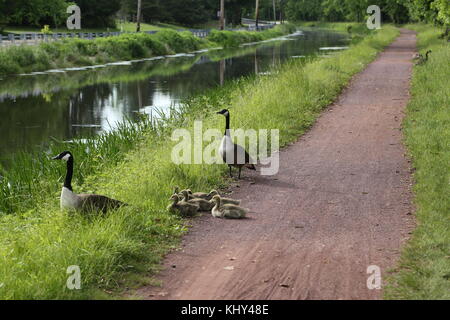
[384,24,450,300]
[0,26,398,299]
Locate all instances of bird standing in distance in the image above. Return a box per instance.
[216,109,256,179]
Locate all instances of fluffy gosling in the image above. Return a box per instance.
[181,190,214,211]
[167,194,199,217]
[210,195,247,219]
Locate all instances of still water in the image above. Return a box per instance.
[0,29,348,163]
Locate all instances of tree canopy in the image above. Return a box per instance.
[0,0,448,30]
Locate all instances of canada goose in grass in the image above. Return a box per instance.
[167,194,199,217]
[217,109,256,179]
[347,25,353,35]
[53,151,126,213]
[181,190,214,211]
[210,195,247,219]
[414,50,432,65]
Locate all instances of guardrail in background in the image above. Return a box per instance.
[0,24,276,46]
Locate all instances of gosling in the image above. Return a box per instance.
[210,195,247,219]
[181,190,214,211]
[188,189,241,205]
[167,194,199,217]
[185,189,218,200]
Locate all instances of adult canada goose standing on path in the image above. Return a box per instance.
[217,109,256,179]
[53,151,127,213]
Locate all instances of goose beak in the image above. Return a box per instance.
[52,155,59,160]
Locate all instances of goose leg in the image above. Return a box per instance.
[229,166,233,178]
[238,167,242,179]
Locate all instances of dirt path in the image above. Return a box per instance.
[136,29,416,300]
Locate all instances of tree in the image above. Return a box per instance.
[432,0,450,25]
[255,0,260,27]
[4,0,68,27]
[285,0,324,21]
[220,0,225,30]
[74,0,121,27]
[321,0,345,21]
[136,0,142,31]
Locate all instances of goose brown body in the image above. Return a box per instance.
[53,151,127,213]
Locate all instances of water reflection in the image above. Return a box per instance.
[0,29,348,162]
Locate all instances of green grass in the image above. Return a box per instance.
[384,24,450,300]
[207,23,297,48]
[0,25,398,299]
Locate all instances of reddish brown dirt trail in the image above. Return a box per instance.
[137,29,416,300]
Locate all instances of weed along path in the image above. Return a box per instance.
[136,29,417,300]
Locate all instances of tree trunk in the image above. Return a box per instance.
[273,0,276,22]
[219,0,225,30]
[136,0,142,32]
[255,0,260,29]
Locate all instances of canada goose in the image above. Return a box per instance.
[52,151,126,213]
[210,195,247,219]
[347,25,353,35]
[167,194,199,217]
[414,50,432,65]
[216,109,256,179]
[181,190,214,211]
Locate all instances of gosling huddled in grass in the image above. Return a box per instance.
[210,195,247,219]
[167,194,199,217]
[181,190,214,211]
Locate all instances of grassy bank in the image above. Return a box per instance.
[384,25,450,300]
[0,25,398,299]
[0,25,294,76]
[0,30,209,76]
[208,23,296,47]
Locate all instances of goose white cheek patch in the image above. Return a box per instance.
[62,154,71,161]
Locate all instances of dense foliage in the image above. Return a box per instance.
[1,0,449,29]
[284,0,450,25]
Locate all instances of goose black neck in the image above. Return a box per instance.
[64,157,74,191]
[224,113,230,136]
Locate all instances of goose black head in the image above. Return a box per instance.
[52,151,73,162]
[216,109,230,116]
